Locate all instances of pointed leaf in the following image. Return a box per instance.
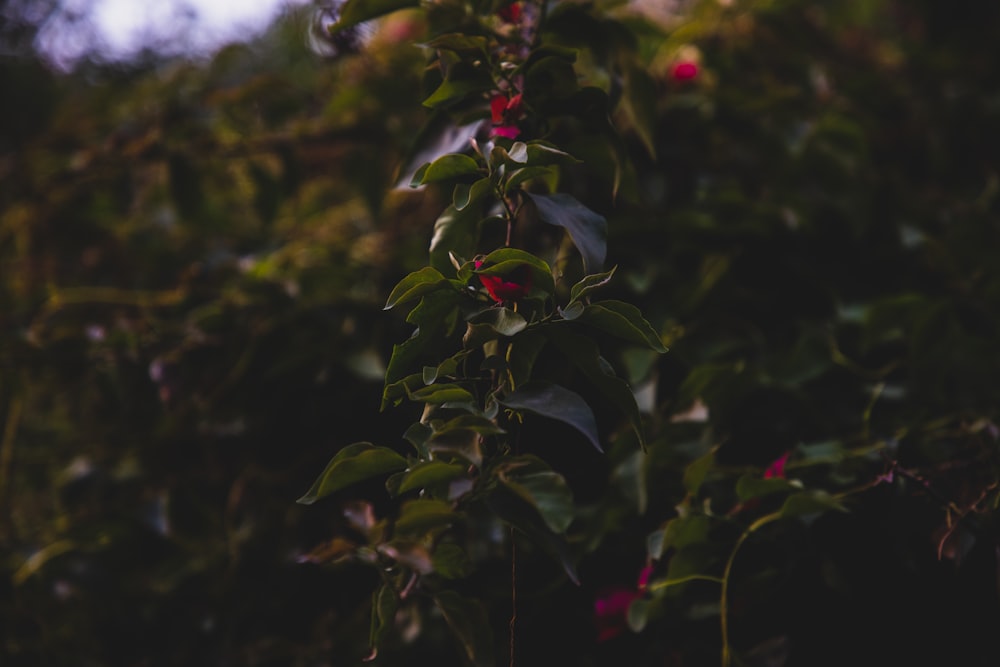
[429,204,483,274]
[395,499,459,537]
[525,193,607,274]
[506,330,548,389]
[544,325,647,448]
[434,591,496,667]
[683,449,715,495]
[497,382,602,452]
[333,0,418,31]
[577,300,667,352]
[422,33,489,54]
[384,267,450,310]
[467,306,527,337]
[569,266,617,304]
[368,584,399,654]
[453,177,492,211]
[780,490,848,518]
[502,470,574,533]
[397,461,469,495]
[486,482,580,585]
[407,383,476,405]
[411,153,482,187]
[478,247,556,295]
[735,475,800,502]
[297,443,407,505]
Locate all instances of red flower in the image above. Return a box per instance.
[594,564,654,642]
[498,2,522,23]
[475,259,532,303]
[671,61,699,82]
[763,451,791,479]
[489,93,524,139]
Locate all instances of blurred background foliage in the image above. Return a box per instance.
[2,0,1000,665]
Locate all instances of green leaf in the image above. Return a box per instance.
[569,266,617,304]
[433,591,495,667]
[478,247,556,295]
[544,325,647,448]
[395,499,459,537]
[382,291,463,408]
[297,443,407,505]
[423,64,494,108]
[504,166,556,194]
[486,482,580,585]
[502,469,574,534]
[506,330,547,389]
[682,448,716,495]
[525,142,579,166]
[422,33,489,55]
[407,383,476,405]
[577,300,667,352]
[397,461,469,495]
[410,153,482,187]
[620,65,658,159]
[780,490,848,518]
[453,177,492,211]
[467,306,527,337]
[384,267,450,310]
[429,204,483,274]
[432,542,473,579]
[497,381,602,452]
[735,475,800,502]
[525,193,607,274]
[368,584,399,654]
[333,0,418,32]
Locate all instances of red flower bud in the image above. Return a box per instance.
[498,2,522,23]
[475,260,532,303]
[671,61,699,81]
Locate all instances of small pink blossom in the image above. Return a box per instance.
[594,564,654,642]
[489,93,524,139]
[474,259,532,303]
[498,2,522,23]
[764,451,791,479]
[671,61,699,82]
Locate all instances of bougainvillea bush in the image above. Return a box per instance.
[3,1,1000,666]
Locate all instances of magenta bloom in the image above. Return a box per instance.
[475,260,532,303]
[594,564,654,642]
[498,2,522,23]
[671,61,699,81]
[764,451,791,479]
[489,93,524,139]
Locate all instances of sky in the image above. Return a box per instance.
[35,0,310,69]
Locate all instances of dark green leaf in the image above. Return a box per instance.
[368,584,399,654]
[502,469,574,533]
[569,266,617,304]
[577,300,667,352]
[432,543,473,579]
[333,0,418,32]
[544,325,647,448]
[525,142,579,166]
[506,331,547,389]
[505,166,556,194]
[297,443,407,505]
[422,33,489,54]
[407,383,476,405]
[467,306,527,337]
[486,483,580,585]
[525,193,607,274]
[735,475,800,502]
[453,177,492,211]
[423,64,494,108]
[478,247,556,295]
[410,153,482,187]
[395,499,459,536]
[429,204,483,274]
[682,449,716,495]
[384,267,450,310]
[620,65,657,159]
[433,591,495,667]
[780,491,848,518]
[397,461,469,495]
[497,381,602,452]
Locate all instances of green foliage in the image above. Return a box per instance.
[4,1,1000,666]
